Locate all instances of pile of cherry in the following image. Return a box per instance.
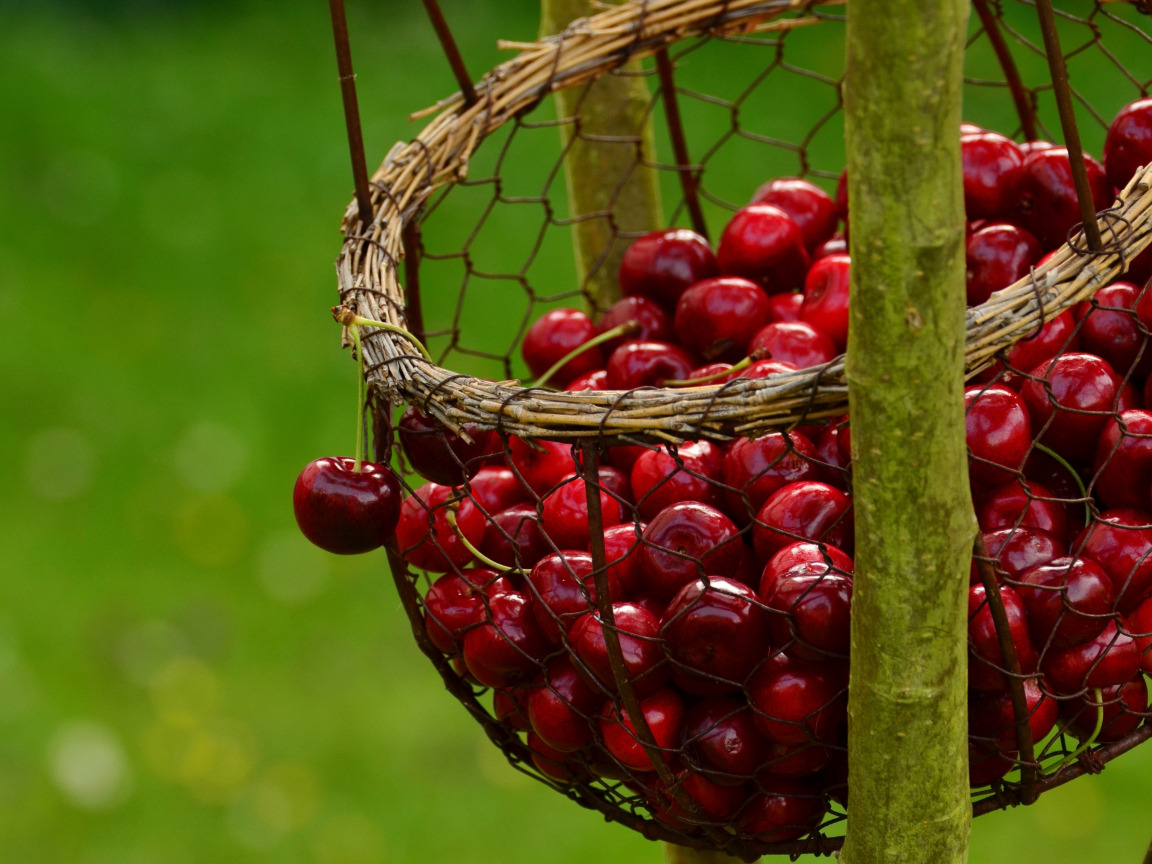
[297,96,1152,845]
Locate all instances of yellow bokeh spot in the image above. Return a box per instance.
[311,812,387,864]
[149,656,220,727]
[250,763,323,834]
[173,493,250,567]
[140,716,257,804]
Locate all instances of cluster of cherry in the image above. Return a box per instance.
[294,96,1152,843]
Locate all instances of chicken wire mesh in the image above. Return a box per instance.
[326,0,1152,858]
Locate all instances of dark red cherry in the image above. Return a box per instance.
[396,407,502,486]
[599,687,685,773]
[968,676,1058,753]
[723,431,821,525]
[493,685,531,731]
[762,562,853,662]
[1016,556,1115,649]
[506,436,576,497]
[527,551,612,645]
[752,480,854,564]
[600,521,646,599]
[521,308,602,387]
[1073,509,1152,614]
[1104,97,1152,190]
[640,502,744,601]
[716,204,811,294]
[1093,409,1152,511]
[768,291,806,322]
[742,359,800,380]
[568,602,669,697]
[1128,593,1152,675]
[423,569,496,654]
[596,296,672,355]
[565,369,608,392]
[965,223,1043,307]
[395,483,486,573]
[749,321,837,370]
[800,254,851,352]
[461,591,550,688]
[631,441,725,520]
[968,742,1016,788]
[964,383,1032,487]
[468,465,531,514]
[680,698,772,784]
[674,277,772,362]
[1077,282,1151,381]
[737,777,826,843]
[604,340,695,390]
[745,653,847,746]
[527,655,602,752]
[1011,147,1112,250]
[480,503,549,571]
[973,527,1064,584]
[541,473,624,550]
[960,132,1025,221]
[1061,675,1149,743]
[762,542,854,594]
[975,478,1067,541]
[1003,310,1079,382]
[620,229,718,308]
[1020,353,1118,463]
[1040,620,1139,694]
[751,178,839,253]
[526,730,583,784]
[660,576,772,696]
[967,583,1037,691]
[293,457,402,555]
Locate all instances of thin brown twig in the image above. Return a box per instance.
[327,0,374,228]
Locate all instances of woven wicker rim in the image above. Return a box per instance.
[335,0,1152,443]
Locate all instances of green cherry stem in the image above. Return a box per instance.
[1032,441,1090,527]
[332,304,433,363]
[445,506,514,574]
[665,354,757,387]
[533,320,640,389]
[352,322,365,473]
[1047,687,1104,776]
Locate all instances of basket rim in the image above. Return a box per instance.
[334,0,1152,444]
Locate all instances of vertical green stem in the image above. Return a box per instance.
[840,3,974,864]
[352,323,365,472]
[540,0,663,313]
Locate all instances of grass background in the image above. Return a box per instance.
[0,1,1150,862]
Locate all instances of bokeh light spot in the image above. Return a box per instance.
[48,720,132,810]
[149,656,220,727]
[115,619,191,687]
[226,763,322,849]
[25,427,95,501]
[173,494,250,567]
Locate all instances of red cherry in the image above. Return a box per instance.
[480,503,549,571]
[811,234,848,262]
[492,685,531,731]
[1073,509,1152,614]
[968,742,1016,788]
[521,308,602,387]
[680,698,772,785]
[527,730,583,784]
[1104,97,1152,190]
[968,676,1058,753]
[752,480,854,564]
[1078,282,1150,380]
[1020,353,1118,463]
[1061,675,1149,743]
[565,369,609,392]
[1040,620,1139,694]
[604,340,696,390]
[800,254,851,352]
[751,178,839,253]
[394,483,486,573]
[660,576,773,696]
[742,359,801,380]
[835,169,849,224]
[461,591,550,688]
[640,502,744,601]
[599,687,685,773]
[768,291,806,322]
[527,551,611,645]
[600,521,646,599]
[737,777,826,843]
[762,562,853,663]
[745,652,846,746]
[1127,594,1152,675]
[1093,409,1152,511]
[960,132,1025,221]
[541,473,624,550]
[568,602,669,697]
[973,527,1064,584]
[468,465,531,514]
[975,479,1067,545]
[965,223,1043,307]
[1003,310,1080,383]
[631,441,725,520]
[1016,556,1115,650]
[396,407,501,486]
[527,655,602,752]
[716,204,811,294]
[423,569,499,654]
[762,542,854,594]
[596,295,672,355]
[654,767,749,823]
[292,457,402,555]
[749,321,837,369]
[674,277,772,362]
[967,583,1037,691]
[1011,147,1112,250]
[964,383,1032,487]
[506,436,575,497]
[619,229,718,309]
[723,431,821,525]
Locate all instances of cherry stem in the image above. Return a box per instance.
[533,321,640,388]
[1048,688,1104,776]
[1031,441,1090,526]
[445,506,514,574]
[664,354,756,387]
[332,305,433,363]
[352,323,365,473]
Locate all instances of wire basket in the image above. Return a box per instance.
[329,0,1152,858]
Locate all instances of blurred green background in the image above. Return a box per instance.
[1,1,1150,862]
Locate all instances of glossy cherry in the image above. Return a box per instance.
[752,480,854,564]
[394,482,486,573]
[640,501,744,601]
[1093,409,1152,511]
[762,561,853,662]
[964,383,1032,487]
[461,590,550,688]
[541,473,624,550]
[527,655,602,752]
[674,277,772,362]
[968,676,1058,753]
[1011,147,1112,250]
[1062,675,1149,743]
[468,465,531,514]
[749,321,837,370]
[800,254,851,351]
[599,686,686,773]
[631,441,725,520]
[1078,282,1150,380]
[480,503,549,571]
[605,340,696,390]
[396,407,501,486]
[1040,619,1139,694]
[1104,96,1152,190]
[527,550,609,645]
[737,777,826,843]
[975,479,1067,548]
[1073,508,1152,614]
[716,204,811,294]
[521,308,602,387]
[960,131,1025,221]
[568,601,669,697]
[293,456,402,555]
[506,436,576,497]
[965,223,1042,307]
[619,228,718,309]
[751,177,839,253]
[680,697,772,785]
[1020,353,1118,463]
[723,431,821,525]
[967,583,1037,691]
[1016,556,1115,650]
[745,652,847,746]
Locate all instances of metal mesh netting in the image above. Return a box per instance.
[332,1,1152,859]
